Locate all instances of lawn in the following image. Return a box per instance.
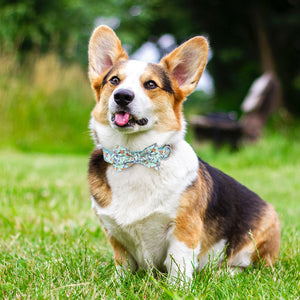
[1,122,300,299]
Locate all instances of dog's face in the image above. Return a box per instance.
[88,26,208,139]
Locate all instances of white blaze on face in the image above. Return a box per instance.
[109,60,153,122]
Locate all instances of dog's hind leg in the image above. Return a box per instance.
[227,203,281,270]
[251,203,281,267]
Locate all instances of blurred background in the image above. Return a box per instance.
[0,0,299,153]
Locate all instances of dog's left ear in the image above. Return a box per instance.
[88,25,128,83]
[160,36,209,98]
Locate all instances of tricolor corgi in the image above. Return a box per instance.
[87,25,280,280]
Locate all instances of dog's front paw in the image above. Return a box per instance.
[112,265,128,285]
[168,274,192,287]
[164,238,198,286]
[164,254,195,288]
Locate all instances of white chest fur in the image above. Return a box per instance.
[92,140,199,269]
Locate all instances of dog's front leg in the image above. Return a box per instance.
[108,235,138,276]
[164,235,200,281]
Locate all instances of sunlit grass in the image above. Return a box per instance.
[1,126,300,298]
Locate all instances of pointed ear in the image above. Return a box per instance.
[88,25,128,83]
[160,36,209,97]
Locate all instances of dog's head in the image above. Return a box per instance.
[88,26,208,147]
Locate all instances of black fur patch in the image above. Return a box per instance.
[199,158,267,257]
[102,69,113,87]
[89,148,107,175]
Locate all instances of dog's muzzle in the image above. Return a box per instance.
[111,89,148,128]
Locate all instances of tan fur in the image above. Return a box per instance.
[142,64,184,131]
[92,101,110,126]
[88,149,112,207]
[174,177,203,249]
[107,233,129,266]
[91,61,128,125]
[152,98,182,132]
[91,71,111,126]
[250,203,281,266]
[160,37,209,97]
[174,167,212,249]
[198,220,223,257]
[89,175,111,208]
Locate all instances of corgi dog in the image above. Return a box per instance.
[87,25,280,280]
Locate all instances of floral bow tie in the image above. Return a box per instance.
[103,144,171,172]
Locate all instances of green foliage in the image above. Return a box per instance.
[0,54,94,153]
[0,128,299,298]
[1,0,299,113]
[0,0,100,63]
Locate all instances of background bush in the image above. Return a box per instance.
[0,54,94,153]
[1,0,299,117]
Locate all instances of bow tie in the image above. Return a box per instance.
[103,143,171,172]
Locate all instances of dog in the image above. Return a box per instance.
[87,25,280,280]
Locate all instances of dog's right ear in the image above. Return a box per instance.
[88,25,128,83]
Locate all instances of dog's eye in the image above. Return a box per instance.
[144,80,158,90]
[110,76,120,86]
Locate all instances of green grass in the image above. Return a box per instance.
[1,125,300,299]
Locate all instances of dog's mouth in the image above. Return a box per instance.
[112,111,148,128]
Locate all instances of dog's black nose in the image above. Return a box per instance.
[114,89,134,106]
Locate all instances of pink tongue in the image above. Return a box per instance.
[115,112,130,126]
